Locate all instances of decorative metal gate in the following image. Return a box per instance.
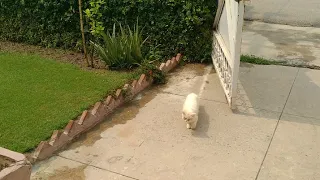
[212,0,245,108]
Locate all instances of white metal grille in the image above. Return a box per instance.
[212,0,245,108]
[212,32,232,104]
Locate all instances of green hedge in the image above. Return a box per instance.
[0,0,81,49]
[0,0,216,62]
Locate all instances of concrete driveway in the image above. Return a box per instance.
[31,64,320,180]
[242,0,320,66]
[244,0,320,27]
[241,21,320,66]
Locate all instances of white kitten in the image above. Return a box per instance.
[182,93,199,130]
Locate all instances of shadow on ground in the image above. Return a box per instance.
[233,63,320,126]
[192,106,210,138]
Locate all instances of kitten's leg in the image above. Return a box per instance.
[182,113,184,120]
[190,122,197,129]
[186,123,191,129]
[191,117,198,129]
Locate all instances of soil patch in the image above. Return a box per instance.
[0,155,15,171]
[0,41,105,70]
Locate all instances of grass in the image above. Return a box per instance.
[0,52,137,153]
[240,55,284,65]
[240,55,320,70]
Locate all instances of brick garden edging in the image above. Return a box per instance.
[0,148,32,180]
[30,53,182,162]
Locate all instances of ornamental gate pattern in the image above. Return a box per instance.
[212,0,245,108]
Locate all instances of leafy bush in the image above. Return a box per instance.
[0,0,216,63]
[91,22,147,70]
[0,0,82,49]
[139,61,166,85]
[87,0,217,62]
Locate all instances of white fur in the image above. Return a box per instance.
[182,93,199,130]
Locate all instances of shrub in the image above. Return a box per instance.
[87,0,217,62]
[91,22,147,70]
[0,0,217,63]
[0,0,82,49]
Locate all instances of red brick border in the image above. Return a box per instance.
[0,148,31,180]
[30,53,182,162]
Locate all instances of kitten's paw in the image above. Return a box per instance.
[186,124,191,129]
[191,123,197,130]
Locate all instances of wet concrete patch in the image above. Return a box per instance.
[179,63,206,76]
[162,64,207,96]
[242,21,320,66]
[58,64,207,151]
[68,88,160,149]
[252,28,318,62]
[45,165,86,180]
[32,64,208,179]
[31,156,88,180]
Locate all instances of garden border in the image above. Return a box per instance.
[0,148,32,180]
[29,53,182,162]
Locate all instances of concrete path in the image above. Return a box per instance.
[242,0,320,66]
[31,64,320,180]
[244,0,320,27]
[241,21,320,66]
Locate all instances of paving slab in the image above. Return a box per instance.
[161,64,207,97]
[31,156,87,180]
[199,68,228,104]
[242,21,320,66]
[88,97,279,180]
[257,114,320,180]
[31,156,134,180]
[84,166,135,180]
[244,0,320,27]
[237,63,298,112]
[284,68,320,119]
[31,64,280,179]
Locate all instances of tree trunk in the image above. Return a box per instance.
[78,0,89,67]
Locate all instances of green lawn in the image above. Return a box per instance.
[0,52,136,152]
[240,55,284,65]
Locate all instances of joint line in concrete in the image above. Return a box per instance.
[58,155,139,180]
[254,68,300,180]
